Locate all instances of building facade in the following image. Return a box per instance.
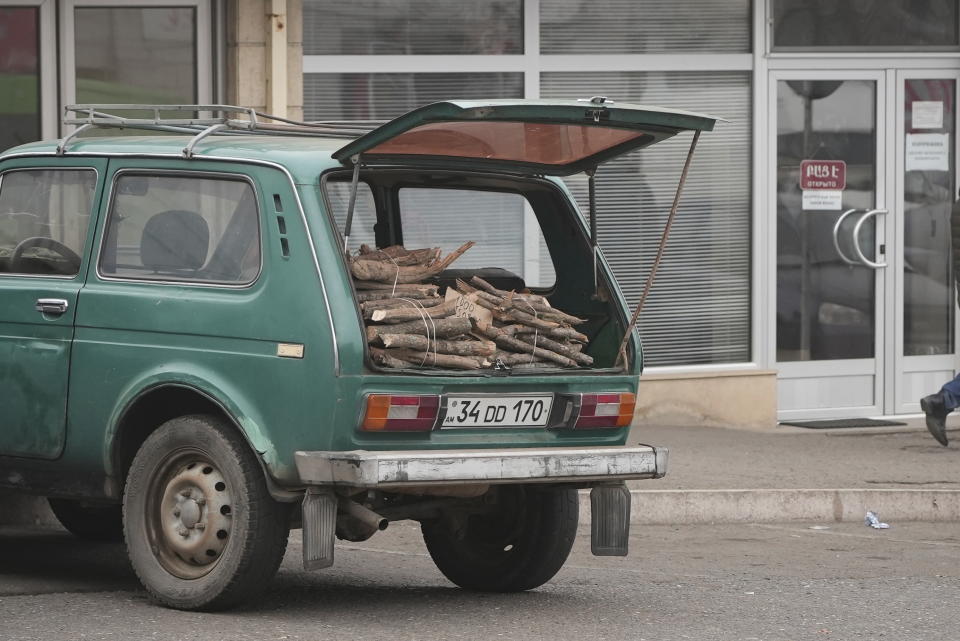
[2,0,958,426]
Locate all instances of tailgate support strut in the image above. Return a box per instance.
[342,154,363,253]
[587,167,598,297]
[615,129,702,369]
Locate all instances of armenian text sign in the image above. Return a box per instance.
[800,160,846,191]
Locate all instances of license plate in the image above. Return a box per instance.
[442,395,553,428]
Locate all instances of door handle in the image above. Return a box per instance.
[832,208,860,266]
[35,298,69,315]
[852,209,887,269]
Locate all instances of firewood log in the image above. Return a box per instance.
[493,350,551,366]
[353,281,440,296]
[472,322,576,367]
[365,316,471,341]
[361,297,446,316]
[469,276,548,305]
[496,294,586,326]
[358,245,441,266]
[501,323,589,343]
[515,333,593,366]
[387,348,489,370]
[369,346,412,369]
[370,298,457,323]
[355,290,439,303]
[491,308,561,331]
[376,333,496,357]
[350,241,474,284]
[459,283,584,328]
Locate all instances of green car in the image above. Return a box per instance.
[0,100,716,610]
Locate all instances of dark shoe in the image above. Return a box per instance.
[920,394,949,446]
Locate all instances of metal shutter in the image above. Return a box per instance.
[542,71,752,366]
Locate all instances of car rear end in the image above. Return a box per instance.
[292,98,719,584]
[293,171,663,574]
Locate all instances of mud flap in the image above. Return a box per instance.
[302,487,337,570]
[590,483,631,556]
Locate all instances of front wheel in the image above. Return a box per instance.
[421,485,578,592]
[123,414,290,610]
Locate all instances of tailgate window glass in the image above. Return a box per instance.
[0,169,96,276]
[100,174,260,284]
[398,187,556,288]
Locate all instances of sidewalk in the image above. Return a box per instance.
[599,416,960,525]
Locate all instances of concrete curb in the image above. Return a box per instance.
[7,489,960,530]
[578,489,960,525]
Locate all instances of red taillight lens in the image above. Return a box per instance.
[574,392,636,429]
[360,394,440,431]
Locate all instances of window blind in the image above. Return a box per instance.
[303,0,523,56]
[540,0,751,54]
[542,71,751,366]
[303,72,523,121]
[399,188,555,288]
[772,0,958,50]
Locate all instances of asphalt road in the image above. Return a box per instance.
[2,520,959,641]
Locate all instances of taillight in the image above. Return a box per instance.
[574,393,636,429]
[360,394,440,431]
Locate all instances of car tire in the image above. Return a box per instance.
[421,485,578,592]
[47,498,124,542]
[123,414,290,611]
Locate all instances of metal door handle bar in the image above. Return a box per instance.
[832,208,860,266]
[35,298,69,314]
[853,209,887,269]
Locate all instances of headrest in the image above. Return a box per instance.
[141,210,209,272]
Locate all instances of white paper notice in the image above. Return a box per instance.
[802,190,842,211]
[912,101,944,129]
[906,133,950,171]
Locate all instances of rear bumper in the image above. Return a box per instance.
[294,445,667,488]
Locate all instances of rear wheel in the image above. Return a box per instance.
[47,498,123,542]
[421,485,578,592]
[123,414,290,610]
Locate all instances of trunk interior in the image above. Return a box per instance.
[320,168,633,374]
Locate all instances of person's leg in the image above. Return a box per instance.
[920,374,958,446]
[940,373,960,411]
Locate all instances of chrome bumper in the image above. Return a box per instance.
[294,445,667,488]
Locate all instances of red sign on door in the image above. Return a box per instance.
[800,160,846,190]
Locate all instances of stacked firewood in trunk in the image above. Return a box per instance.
[350,243,592,370]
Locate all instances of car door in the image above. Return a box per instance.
[0,158,107,459]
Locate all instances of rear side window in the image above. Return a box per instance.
[0,169,97,276]
[325,179,376,253]
[100,174,260,284]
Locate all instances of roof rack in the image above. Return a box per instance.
[59,104,384,157]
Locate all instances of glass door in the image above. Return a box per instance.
[772,71,887,419]
[893,70,959,414]
[773,69,960,418]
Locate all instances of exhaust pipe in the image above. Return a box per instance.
[336,497,388,542]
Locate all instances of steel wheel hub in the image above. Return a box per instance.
[155,460,233,578]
